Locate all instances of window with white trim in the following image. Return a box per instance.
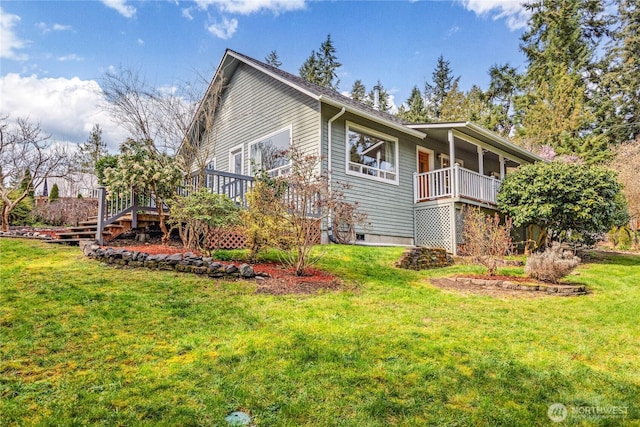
[229,146,243,175]
[205,159,216,189]
[440,154,464,169]
[346,123,398,184]
[249,126,291,177]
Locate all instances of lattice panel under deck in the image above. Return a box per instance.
[414,205,454,253]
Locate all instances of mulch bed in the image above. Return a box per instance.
[104,241,342,296]
[430,274,586,298]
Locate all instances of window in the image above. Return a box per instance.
[440,154,464,169]
[229,146,243,175]
[205,159,216,189]
[249,126,291,177]
[346,123,398,184]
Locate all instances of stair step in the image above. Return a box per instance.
[58,231,101,238]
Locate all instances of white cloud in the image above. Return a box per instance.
[137,38,144,45]
[182,7,194,20]
[195,0,306,15]
[207,17,238,39]
[1,7,29,60]
[57,54,84,62]
[0,74,128,152]
[461,0,530,31]
[36,22,72,33]
[100,0,137,18]
[446,25,460,37]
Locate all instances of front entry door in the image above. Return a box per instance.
[417,150,430,201]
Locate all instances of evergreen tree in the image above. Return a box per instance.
[265,50,282,68]
[397,85,429,123]
[485,64,520,137]
[319,34,341,90]
[75,124,107,173]
[597,0,640,143]
[299,50,321,85]
[49,183,60,202]
[299,35,342,90]
[350,80,367,103]
[19,169,34,198]
[516,0,610,162]
[424,55,460,120]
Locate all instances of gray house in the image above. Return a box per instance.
[183,49,541,254]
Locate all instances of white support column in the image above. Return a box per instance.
[448,129,455,166]
[477,145,484,176]
[499,155,505,180]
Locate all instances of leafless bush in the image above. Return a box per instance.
[33,198,97,226]
[525,242,580,283]
[460,206,513,275]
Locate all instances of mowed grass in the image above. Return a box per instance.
[1,239,639,426]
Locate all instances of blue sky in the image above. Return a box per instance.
[0,0,531,151]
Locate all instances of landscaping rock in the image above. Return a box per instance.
[82,245,260,282]
[396,247,454,270]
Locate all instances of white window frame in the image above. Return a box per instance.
[229,145,244,175]
[248,125,293,177]
[345,121,399,185]
[204,158,216,189]
[439,154,464,169]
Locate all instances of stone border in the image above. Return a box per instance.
[82,243,264,280]
[452,277,587,295]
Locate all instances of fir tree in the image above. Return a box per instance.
[424,55,460,120]
[49,183,60,202]
[516,0,610,162]
[299,35,342,90]
[350,80,367,103]
[75,124,107,173]
[265,50,282,68]
[397,86,429,123]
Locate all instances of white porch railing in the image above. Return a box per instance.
[414,164,502,205]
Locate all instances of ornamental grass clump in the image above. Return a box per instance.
[525,242,580,283]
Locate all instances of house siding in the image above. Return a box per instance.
[322,106,425,242]
[203,63,320,173]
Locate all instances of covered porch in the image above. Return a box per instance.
[409,122,539,207]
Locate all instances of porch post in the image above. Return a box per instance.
[131,189,138,229]
[449,130,457,198]
[448,130,455,167]
[499,155,505,180]
[96,186,105,245]
[477,146,484,175]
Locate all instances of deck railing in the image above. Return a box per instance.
[179,170,254,206]
[414,164,501,205]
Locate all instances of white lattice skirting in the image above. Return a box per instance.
[414,205,455,253]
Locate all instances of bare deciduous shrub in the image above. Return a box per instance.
[525,242,580,283]
[33,198,97,226]
[460,206,513,276]
[242,145,367,275]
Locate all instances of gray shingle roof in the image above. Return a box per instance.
[228,49,410,128]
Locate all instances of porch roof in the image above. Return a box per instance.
[408,122,543,164]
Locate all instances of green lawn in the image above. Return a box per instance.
[1,239,639,426]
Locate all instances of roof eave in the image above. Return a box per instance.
[319,96,426,139]
[409,121,543,163]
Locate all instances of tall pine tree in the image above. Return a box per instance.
[397,85,429,123]
[597,0,640,144]
[424,55,460,121]
[299,35,341,91]
[75,124,107,173]
[350,80,367,103]
[265,50,282,68]
[516,0,610,163]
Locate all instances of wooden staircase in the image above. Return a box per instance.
[51,213,164,246]
[52,218,129,246]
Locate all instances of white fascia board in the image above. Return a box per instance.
[409,121,543,163]
[320,96,426,139]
